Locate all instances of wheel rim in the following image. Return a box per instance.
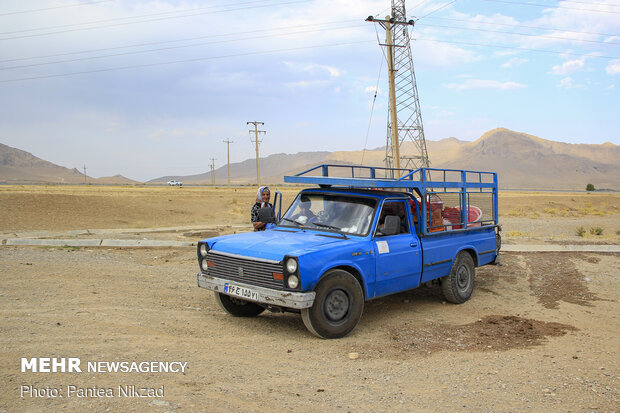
[456,265,471,291]
[324,289,350,322]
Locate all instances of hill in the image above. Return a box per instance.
[158,128,618,190]
[0,143,88,184]
[434,128,620,189]
[0,143,138,185]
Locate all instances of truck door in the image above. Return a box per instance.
[373,199,422,297]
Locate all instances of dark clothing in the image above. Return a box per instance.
[251,202,273,231]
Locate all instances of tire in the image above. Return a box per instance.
[214,292,265,317]
[442,251,475,304]
[301,269,364,339]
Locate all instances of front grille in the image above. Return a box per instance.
[205,251,284,290]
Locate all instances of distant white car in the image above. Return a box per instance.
[167,180,183,186]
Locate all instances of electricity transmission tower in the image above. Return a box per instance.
[247,121,265,185]
[367,0,430,176]
[223,139,233,186]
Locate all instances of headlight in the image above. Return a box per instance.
[285,258,297,273]
[201,258,209,271]
[199,243,208,256]
[287,275,299,289]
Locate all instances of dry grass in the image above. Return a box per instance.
[589,226,604,236]
[500,193,619,221]
[1,186,618,241]
[505,230,532,237]
[0,185,303,231]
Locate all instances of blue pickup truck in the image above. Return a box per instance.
[196,165,501,338]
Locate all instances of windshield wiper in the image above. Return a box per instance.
[281,217,305,230]
[310,222,348,238]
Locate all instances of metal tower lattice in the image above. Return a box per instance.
[382,0,430,173]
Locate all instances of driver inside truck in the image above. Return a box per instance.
[291,195,316,225]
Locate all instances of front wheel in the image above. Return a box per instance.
[442,252,475,304]
[214,292,265,317]
[301,269,364,339]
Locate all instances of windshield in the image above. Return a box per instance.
[280,193,377,236]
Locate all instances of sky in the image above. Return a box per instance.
[0,0,618,181]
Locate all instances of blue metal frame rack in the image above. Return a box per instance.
[283,164,499,234]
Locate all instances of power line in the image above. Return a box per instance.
[0,19,360,64]
[0,39,375,84]
[0,0,286,34]
[424,16,620,38]
[2,35,618,84]
[361,55,384,166]
[414,36,618,59]
[417,21,620,45]
[417,0,458,20]
[483,0,620,14]
[556,0,620,6]
[4,19,614,73]
[3,15,615,66]
[0,0,312,41]
[0,23,365,71]
[0,0,112,16]
[409,0,433,12]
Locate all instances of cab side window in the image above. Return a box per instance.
[376,200,410,235]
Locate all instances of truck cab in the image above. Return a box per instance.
[196,165,501,338]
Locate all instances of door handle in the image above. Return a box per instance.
[410,242,418,247]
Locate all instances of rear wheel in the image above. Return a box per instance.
[301,269,364,339]
[214,292,265,317]
[442,252,475,304]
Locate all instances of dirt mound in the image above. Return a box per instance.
[389,315,576,354]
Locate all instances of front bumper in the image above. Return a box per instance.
[197,272,315,309]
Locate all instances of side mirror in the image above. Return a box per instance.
[273,190,282,222]
[382,215,400,236]
[258,206,275,224]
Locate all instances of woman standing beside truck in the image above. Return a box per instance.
[251,186,272,231]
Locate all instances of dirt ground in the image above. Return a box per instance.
[0,248,618,412]
[0,185,619,412]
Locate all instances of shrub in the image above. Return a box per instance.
[576,226,586,237]
[586,183,595,191]
[589,227,603,236]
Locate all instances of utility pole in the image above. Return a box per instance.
[385,17,401,172]
[223,139,233,186]
[210,158,216,185]
[83,164,87,184]
[247,121,266,185]
[366,0,430,177]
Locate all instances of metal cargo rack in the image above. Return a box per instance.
[283,164,499,234]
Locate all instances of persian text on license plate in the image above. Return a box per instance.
[224,283,259,301]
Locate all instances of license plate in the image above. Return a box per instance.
[224,283,259,301]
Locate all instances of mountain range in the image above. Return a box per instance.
[1,128,618,190]
[150,128,620,190]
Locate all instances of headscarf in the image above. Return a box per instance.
[256,186,271,207]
